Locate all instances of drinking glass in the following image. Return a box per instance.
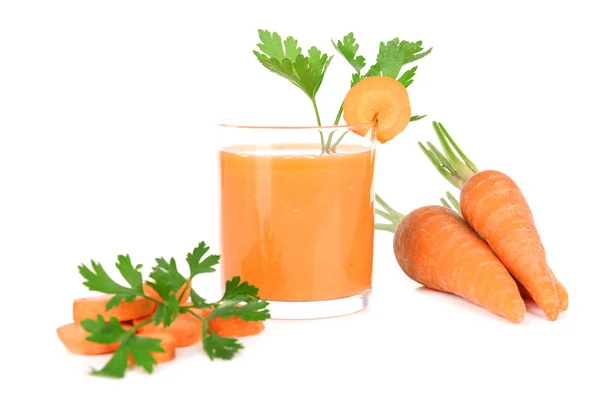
[217,122,376,319]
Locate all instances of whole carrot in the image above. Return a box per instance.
[375,199,526,323]
[420,122,566,320]
[440,189,569,311]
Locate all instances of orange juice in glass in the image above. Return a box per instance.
[218,123,376,319]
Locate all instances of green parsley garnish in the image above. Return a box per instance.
[254,29,333,150]
[77,241,270,378]
[254,30,433,152]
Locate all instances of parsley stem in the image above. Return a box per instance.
[140,293,163,306]
[311,97,326,152]
[177,281,191,303]
[330,130,349,151]
[187,308,211,323]
[333,102,344,125]
[129,318,153,334]
[323,102,345,152]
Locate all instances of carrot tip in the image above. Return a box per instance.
[544,308,559,321]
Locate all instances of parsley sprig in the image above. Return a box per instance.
[77,241,270,378]
[254,29,333,150]
[254,30,432,151]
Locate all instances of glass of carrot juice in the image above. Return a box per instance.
[218,122,376,319]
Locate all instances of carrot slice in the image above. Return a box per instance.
[128,332,176,365]
[143,281,191,307]
[57,322,126,355]
[73,295,155,324]
[181,303,265,338]
[135,313,203,348]
[209,316,265,338]
[342,75,411,143]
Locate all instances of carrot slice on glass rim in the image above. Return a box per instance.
[342,75,411,143]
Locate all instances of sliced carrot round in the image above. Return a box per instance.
[135,313,203,348]
[209,316,265,338]
[73,295,154,324]
[342,75,411,143]
[56,322,121,355]
[129,332,176,364]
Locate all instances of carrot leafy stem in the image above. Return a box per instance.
[440,190,462,214]
[77,242,270,379]
[419,121,480,189]
[374,194,406,233]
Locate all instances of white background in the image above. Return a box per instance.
[1,1,599,399]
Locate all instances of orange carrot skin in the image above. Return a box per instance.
[517,272,568,311]
[393,205,526,323]
[73,295,155,324]
[460,170,561,320]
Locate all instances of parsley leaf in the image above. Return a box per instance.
[190,288,210,309]
[376,38,432,79]
[402,40,432,64]
[145,257,183,326]
[209,298,271,322]
[74,239,270,377]
[79,260,138,310]
[332,32,366,74]
[398,66,418,88]
[376,38,405,79]
[150,257,186,298]
[349,38,432,89]
[82,315,163,378]
[79,260,137,297]
[115,254,143,292]
[220,276,260,302]
[254,29,333,101]
[90,345,130,378]
[186,241,219,278]
[126,335,164,373]
[202,320,244,361]
[208,277,270,322]
[80,315,127,344]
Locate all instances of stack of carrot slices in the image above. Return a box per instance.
[56,284,265,365]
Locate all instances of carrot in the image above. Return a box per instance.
[73,295,155,324]
[419,121,566,320]
[209,316,265,338]
[375,198,526,323]
[142,280,191,307]
[439,190,569,312]
[516,271,568,311]
[395,205,526,322]
[128,332,176,365]
[342,76,411,143]
[57,321,129,355]
[134,312,204,348]
[461,171,560,319]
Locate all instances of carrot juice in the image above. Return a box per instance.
[219,142,375,305]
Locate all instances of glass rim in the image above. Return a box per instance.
[217,121,374,130]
